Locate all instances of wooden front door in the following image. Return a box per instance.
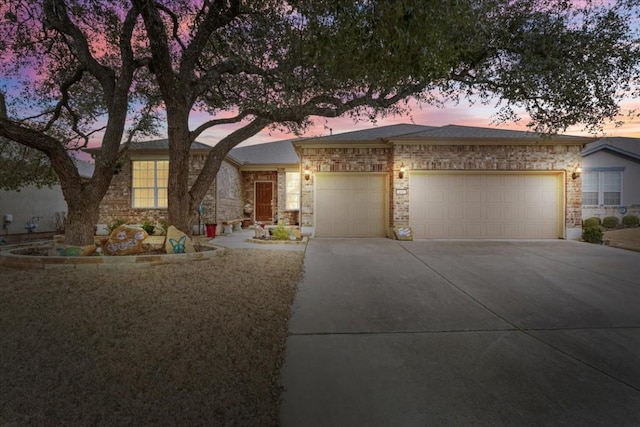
[255,182,273,222]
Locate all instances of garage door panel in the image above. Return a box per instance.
[315,174,386,237]
[410,173,561,239]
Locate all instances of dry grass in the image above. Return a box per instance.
[0,249,304,426]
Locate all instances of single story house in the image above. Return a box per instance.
[90,123,594,239]
[581,137,640,221]
[0,159,94,241]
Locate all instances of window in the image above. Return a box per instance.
[285,172,300,210]
[582,170,621,206]
[132,160,169,208]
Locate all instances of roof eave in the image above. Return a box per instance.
[389,136,594,145]
[582,144,640,162]
[239,163,299,171]
[293,140,390,149]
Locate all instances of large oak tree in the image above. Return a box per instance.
[0,0,158,244]
[1,0,638,243]
[130,0,640,234]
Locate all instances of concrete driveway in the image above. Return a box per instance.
[280,239,640,426]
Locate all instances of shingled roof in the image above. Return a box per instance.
[297,123,435,143]
[392,125,594,143]
[229,138,300,165]
[582,137,640,161]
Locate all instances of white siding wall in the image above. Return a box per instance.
[0,185,67,234]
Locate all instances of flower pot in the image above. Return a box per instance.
[205,224,217,238]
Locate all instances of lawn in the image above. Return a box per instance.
[0,248,303,426]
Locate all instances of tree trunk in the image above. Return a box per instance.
[64,193,101,246]
[166,106,195,235]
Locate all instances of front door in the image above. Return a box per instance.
[255,181,273,222]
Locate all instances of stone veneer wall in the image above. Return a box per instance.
[241,171,278,223]
[299,143,583,236]
[98,156,242,233]
[300,147,392,226]
[392,144,584,233]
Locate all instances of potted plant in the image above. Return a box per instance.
[204,216,217,238]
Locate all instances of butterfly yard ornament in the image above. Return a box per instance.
[169,236,187,254]
[164,226,196,254]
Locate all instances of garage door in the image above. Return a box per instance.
[315,173,387,237]
[410,173,563,239]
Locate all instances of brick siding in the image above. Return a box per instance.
[98,155,241,231]
[300,143,583,233]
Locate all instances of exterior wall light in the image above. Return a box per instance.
[572,166,582,180]
[304,165,311,181]
[399,163,406,179]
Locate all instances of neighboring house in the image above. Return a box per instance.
[91,123,595,239]
[581,137,640,221]
[0,159,94,240]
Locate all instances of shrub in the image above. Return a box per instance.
[141,218,156,235]
[602,216,619,228]
[107,218,127,233]
[271,224,291,240]
[159,219,170,235]
[583,217,601,228]
[582,226,603,244]
[622,215,639,227]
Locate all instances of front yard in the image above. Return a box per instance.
[0,249,303,426]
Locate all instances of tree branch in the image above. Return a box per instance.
[189,112,249,140]
[42,0,116,95]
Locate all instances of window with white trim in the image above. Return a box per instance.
[285,172,300,210]
[582,170,621,206]
[132,160,169,208]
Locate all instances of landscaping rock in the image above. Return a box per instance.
[164,226,196,254]
[103,225,148,256]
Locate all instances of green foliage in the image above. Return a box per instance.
[141,219,156,236]
[582,226,603,244]
[622,215,639,227]
[602,216,620,228]
[0,138,59,191]
[583,217,601,228]
[271,224,291,241]
[159,219,170,235]
[107,218,127,233]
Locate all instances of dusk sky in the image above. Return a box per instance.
[2,2,638,151]
[194,96,640,148]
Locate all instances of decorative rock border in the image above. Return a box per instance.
[246,237,308,245]
[0,242,225,270]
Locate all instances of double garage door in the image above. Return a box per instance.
[410,172,563,239]
[314,172,563,239]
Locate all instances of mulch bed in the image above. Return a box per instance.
[0,248,303,426]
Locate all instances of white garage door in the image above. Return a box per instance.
[315,173,387,237]
[410,173,563,239]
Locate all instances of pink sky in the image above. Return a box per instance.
[191,97,640,148]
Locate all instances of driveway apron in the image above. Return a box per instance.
[280,238,640,426]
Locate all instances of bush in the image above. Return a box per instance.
[159,219,170,235]
[622,215,639,227]
[602,216,619,228]
[141,218,156,235]
[583,217,601,228]
[271,224,291,240]
[107,218,126,233]
[582,226,603,244]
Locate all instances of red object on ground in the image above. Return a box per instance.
[206,224,217,238]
